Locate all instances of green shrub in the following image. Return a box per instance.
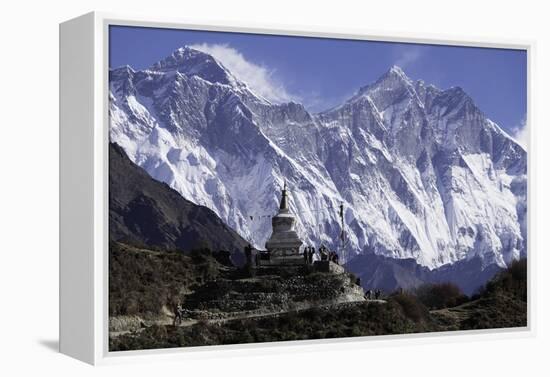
[415,283,469,309]
[390,293,430,323]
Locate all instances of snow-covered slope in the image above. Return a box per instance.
[109,47,527,270]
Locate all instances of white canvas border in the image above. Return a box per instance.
[61,11,536,365]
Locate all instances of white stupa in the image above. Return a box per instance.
[264,181,304,265]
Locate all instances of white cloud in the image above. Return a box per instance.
[511,116,528,149]
[189,43,297,104]
[394,47,423,69]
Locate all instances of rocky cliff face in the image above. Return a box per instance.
[109,47,526,271]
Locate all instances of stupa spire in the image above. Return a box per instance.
[279,180,288,212]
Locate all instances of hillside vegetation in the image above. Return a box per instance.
[109,242,222,317]
[431,259,527,331]
[110,242,527,351]
[111,297,437,351]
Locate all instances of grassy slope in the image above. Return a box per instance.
[109,242,221,317]
[431,259,527,331]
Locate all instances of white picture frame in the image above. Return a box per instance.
[59,11,535,365]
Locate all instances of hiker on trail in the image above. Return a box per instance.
[365,290,372,300]
[303,247,309,263]
[375,289,381,300]
[173,303,183,326]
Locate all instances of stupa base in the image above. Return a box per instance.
[258,253,305,266]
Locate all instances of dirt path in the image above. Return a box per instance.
[180,297,386,326]
[110,297,387,338]
[429,301,478,330]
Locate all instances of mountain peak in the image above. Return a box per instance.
[381,64,412,84]
[150,46,236,86]
[349,65,415,106]
[389,65,406,76]
[110,50,527,271]
[170,46,207,61]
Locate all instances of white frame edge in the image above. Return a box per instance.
[59,11,536,365]
[59,12,96,364]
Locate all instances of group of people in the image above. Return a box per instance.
[303,246,316,264]
[302,244,340,265]
[245,243,342,266]
[365,289,382,300]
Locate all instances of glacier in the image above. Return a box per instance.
[109,47,527,270]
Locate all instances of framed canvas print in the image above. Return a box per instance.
[59,12,533,365]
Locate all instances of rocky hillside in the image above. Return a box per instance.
[110,254,527,351]
[108,241,367,348]
[182,269,365,317]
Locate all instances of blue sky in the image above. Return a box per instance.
[109,25,527,140]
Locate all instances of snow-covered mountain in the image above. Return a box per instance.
[109,46,527,270]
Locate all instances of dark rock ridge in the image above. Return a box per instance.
[109,142,248,262]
